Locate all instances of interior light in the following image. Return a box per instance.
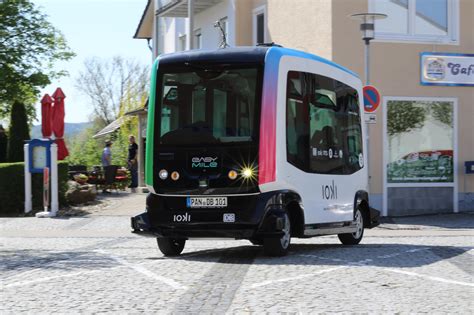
[159,169,168,180]
[228,170,238,180]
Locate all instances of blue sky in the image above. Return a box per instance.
[34,0,152,123]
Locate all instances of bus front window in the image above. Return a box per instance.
[157,66,261,146]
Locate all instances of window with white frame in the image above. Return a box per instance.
[178,34,186,51]
[370,0,459,44]
[253,5,267,45]
[194,29,202,49]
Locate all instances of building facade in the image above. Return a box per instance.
[134,0,474,216]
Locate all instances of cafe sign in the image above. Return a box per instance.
[420,52,474,86]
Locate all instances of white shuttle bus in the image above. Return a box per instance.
[132,45,380,256]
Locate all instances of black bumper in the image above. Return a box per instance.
[131,192,288,239]
[368,207,381,228]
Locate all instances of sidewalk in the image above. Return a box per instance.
[380,212,474,230]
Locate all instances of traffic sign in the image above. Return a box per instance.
[363,85,381,113]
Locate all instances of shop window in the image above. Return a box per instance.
[370,0,458,44]
[286,71,363,175]
[386,99,454,183]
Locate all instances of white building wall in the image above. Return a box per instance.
[160,0,235,54]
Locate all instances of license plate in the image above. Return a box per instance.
[186,197,227,208]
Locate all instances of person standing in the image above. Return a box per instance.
[128,135,138,191]
[101,140,112,167]
[0,125,7,163]
[101,140,113,193]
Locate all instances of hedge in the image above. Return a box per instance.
[0,161,69,216]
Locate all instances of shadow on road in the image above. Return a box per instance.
[159,243,473,271]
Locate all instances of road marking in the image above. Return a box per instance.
[382,268,474,287]
[249,266,346,289]
[96,250,187,290]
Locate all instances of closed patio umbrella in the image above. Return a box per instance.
[52,88,69,160]
[41,94,53,138]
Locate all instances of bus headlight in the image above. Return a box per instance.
[241,168,253,179]
[228,170,238,180]
[159,169,168,180]
[171,171,180,181]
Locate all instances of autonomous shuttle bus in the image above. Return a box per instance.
[132,45,380,256]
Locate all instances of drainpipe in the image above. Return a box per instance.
[187,0,194,50]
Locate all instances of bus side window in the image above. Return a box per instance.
[286,71,309,171]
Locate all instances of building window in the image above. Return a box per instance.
[286,71,363,175]
[253,5,267,45]
[370,0,459,44]
[178,34,186,51]
[194,29,202,49]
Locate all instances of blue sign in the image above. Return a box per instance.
[28,139,53,173]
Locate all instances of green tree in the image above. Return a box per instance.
[7,101,30,162]
[0,0,75,120]
[387,101,426,136]
[0,124,7,162]
[431,102,453,127]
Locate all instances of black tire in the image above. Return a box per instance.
[338,208,364,245]
[263,212,291,256]
[157,238,186,256]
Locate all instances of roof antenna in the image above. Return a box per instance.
[214,20,229,49]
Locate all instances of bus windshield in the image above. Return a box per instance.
[157,65,262,146]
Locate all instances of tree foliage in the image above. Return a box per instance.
[7,100,30,162]
[75,56,149,126]
[0,0,75,120]
[387,101,426,136]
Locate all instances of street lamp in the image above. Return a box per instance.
[349,13,387,190]
[350,13,387,85]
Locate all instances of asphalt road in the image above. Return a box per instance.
[1,208,473,314]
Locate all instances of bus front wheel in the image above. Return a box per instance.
[157,238,186,256]
[338,208,364,245]
[263,212,291,256]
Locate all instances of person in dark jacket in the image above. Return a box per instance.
[128,135,138,190]
[0,125,7,163]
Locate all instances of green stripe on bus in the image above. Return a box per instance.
[145,59,159,187]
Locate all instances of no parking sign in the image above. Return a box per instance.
[363,86,381,113]
[363,86,381,124]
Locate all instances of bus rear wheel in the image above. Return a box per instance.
[157,238,186,256]
[263,212,291,256]
[338,208,364,245]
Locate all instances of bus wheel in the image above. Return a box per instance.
[157,238,186,256]
[263,212,291,256]
[338,208,364,245]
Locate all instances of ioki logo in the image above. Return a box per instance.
[192,157,218,168]
[322,180,338,200]
[173,213,191,222]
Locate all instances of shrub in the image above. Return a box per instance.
[7,101,30,162]
[0,161,69,216]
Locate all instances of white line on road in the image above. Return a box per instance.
[95,250,188,290]
[382,268,474,287]
[3,269,104,288]
[249,266,347,289]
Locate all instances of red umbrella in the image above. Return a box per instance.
[41,94,53,138]
[52,88,69,160]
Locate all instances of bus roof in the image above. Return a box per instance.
[156,46,359,79]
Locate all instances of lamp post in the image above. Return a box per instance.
[349,13,387,191]
[350,13,387,85]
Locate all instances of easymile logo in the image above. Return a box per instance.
[191,157,218,168]
[173,213,191,222]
